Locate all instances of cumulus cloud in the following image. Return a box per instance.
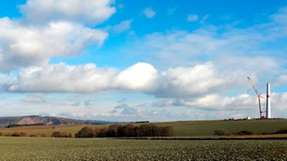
[143,8,156,18]
[9,63,117,92]
[121,7,287,93]
[1,1,287,119]
[115,63,158,91]
[0,18,107,71]
[21,0,116,24]
[182,94,255,110]
[0,0,116,71]
[9,62,226,99]
[154,63,224,98]
[9,62,159,93]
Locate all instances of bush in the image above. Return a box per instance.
[51,131,72,138]
[104,125,120,137]
[118,124,137,137]
[158,126,173,136]
[75,127,98,138]
[10,132,27,137]
[136,124,167,137]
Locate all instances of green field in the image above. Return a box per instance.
[0,137,286,161]
[1,119,287,137]
[159,119,287,136]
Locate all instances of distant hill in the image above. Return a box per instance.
[0,115,113,128]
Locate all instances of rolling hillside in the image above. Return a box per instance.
[0,115,112,128]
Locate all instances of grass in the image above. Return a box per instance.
[1,119,287,137]
[0,137,286,161]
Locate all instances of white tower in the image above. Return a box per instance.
[266,82,271,119]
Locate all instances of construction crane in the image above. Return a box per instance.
[247,76,265,119]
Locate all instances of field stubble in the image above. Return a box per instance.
[0,137,287,161]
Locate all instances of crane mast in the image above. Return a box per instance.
[247,76,265,119]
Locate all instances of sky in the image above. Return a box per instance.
[0,0,287,122]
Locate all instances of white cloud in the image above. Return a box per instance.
[187,14,199,22]
[0,0,116,71]
[6,59,278,115]
[153,92,287,115]
[111,20,132,33]
[0,18,107,71]
[11,60,279,110]
[121,9,286,89]
[4,58,287,119]
[9,62,159,93]
[9,63,117,92]
[1,2,287,120]
[9,62,225,99]
[154,63,224,98]
[183,94,255,110]
[21,0,116,24]
[143,8,156,18]
[115,63,158,91]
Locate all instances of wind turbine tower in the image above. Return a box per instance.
[266,82,271,119]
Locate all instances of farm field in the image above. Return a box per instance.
[1,119,287,137]
[158,119,287,136]
[0,124,100,137]
[0,137,287,161]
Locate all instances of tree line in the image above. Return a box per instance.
[75,124,173,138]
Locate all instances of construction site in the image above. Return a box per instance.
[247,77,272,119]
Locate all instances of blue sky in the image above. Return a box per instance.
[0,0,287,121]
